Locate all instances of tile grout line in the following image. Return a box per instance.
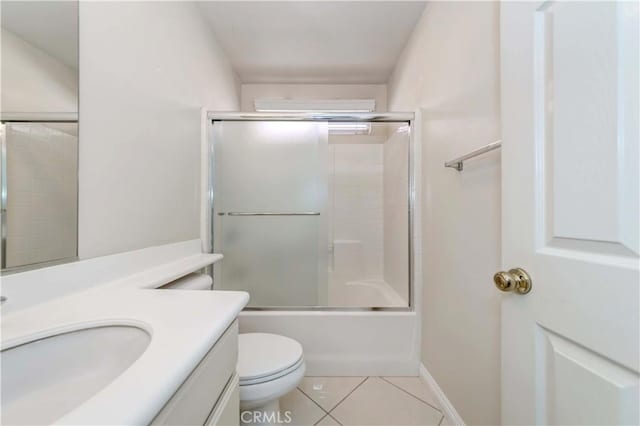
[325,376,370,416]
[327,413,343,425]
[313,412,344,426]
[303,377,369,426]
[296,385,344,426]
[313,414,330,426]
[379,377,443,413]
[297,386,332,420]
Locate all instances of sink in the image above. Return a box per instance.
[1,325,151,425]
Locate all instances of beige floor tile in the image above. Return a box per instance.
[382,377,441,410]
[279,388,326,426]
[330,377,442,426]
[316,414,342,426]
[299,377,366,411]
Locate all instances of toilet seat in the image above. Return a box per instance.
[238,333,304,386]
[239,356,305,386]
[237,333,306,411]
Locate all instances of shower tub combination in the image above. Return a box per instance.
[207,112,420,375]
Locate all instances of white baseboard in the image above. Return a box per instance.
[419,363,466,426]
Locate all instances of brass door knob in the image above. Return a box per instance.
[493,268,532,294]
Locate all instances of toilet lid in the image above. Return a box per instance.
[238,333,304,382]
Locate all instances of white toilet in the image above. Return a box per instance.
[162,275,305,423]
[237,333,305,422]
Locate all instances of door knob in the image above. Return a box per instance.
[493,268,532,294]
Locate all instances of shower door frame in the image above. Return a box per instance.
[207,112,416,312]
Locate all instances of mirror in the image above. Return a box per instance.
[1,1,79,271]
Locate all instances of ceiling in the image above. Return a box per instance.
[1,1,78,69]
[199,1,427,84]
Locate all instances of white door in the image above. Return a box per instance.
[500,2,639,425]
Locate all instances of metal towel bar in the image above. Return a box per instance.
[219,212,321,216]
[444,140,502,171]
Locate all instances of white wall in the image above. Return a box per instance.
[240,84,387,112]
[388,2,502,425]
[78,1,240,259]
[1,28,78,113]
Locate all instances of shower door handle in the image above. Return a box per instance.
[221,212,321,216]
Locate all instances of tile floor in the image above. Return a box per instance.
[278,376,446,426]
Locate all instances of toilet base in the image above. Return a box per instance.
[240,399,288,426]
[238,359,306,424]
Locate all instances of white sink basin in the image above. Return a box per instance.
[1,325,151,425]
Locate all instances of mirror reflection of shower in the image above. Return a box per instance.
[211,117,411,309]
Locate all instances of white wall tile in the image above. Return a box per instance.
[383,127,410,302]
[330,143,384,281]
[5,123,78,267]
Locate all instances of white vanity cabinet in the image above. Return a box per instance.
[152,320,240,426]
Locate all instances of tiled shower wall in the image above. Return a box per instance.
[4,123,78,267]
[328,141,384,281]
[383,127,410,302]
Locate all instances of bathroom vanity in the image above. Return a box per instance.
[1,244,248,425]
[152,321,240,426]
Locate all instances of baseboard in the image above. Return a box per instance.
[305,357,419,377]
[419,363,466,426]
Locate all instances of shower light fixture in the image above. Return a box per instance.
[253,99,376,134]
[254,99,376,113]
[327,122,372,135]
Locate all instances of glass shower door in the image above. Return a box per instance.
[212,121,328,307]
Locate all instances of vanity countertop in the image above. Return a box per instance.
[1,253,249,425]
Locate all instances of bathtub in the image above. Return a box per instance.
[239,309,419,376]
[329,279,406,307]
